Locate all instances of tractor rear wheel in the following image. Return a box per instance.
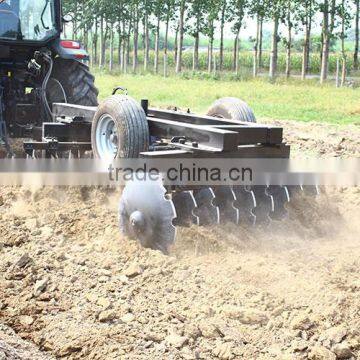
[206,97,256,123]
[49,58,98,106]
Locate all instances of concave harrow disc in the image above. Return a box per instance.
[212,186,239,224]
[251,185,274,225]
[119,179,176,254]
[193,188,220,226]
[232,185,256,225]
[119,180,320,254]
[172,191,199,227]
[267,185,290,221]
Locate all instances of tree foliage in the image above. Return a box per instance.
[62,0,357,79]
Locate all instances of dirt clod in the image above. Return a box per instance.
[33,277,49,297]
[165,333,188,348]
[309,346,337,360]
[98,310,116,323]
[123,263,144,277]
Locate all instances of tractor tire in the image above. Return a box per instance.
[50,58,99,106]
[206,97,256,123]
[91,95,150,159]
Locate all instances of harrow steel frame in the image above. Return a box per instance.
[23,100,290,159]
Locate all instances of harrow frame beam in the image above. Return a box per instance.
[24,100,289,158]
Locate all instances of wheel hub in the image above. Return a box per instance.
[110,133,118,146]
[129,211,145,232]
[95,114,118,159]
[119,179,176,254]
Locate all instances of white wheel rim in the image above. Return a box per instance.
[95,114,118,159]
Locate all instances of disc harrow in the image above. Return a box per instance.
[25,94,319,254]
[115,96,319,253]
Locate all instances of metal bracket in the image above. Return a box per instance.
[112,86,128,96]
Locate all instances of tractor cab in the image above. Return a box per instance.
[0,0,61,44]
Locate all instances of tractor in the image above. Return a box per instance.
[0,0,98,155]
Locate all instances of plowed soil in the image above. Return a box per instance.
[0,120,359,360]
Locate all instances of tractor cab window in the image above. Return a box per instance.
[0,0,57,41]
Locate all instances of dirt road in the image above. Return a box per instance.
[0,120,359,359]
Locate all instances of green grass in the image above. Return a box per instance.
[94,71,360,125]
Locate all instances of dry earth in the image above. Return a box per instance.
[0,120,359,360]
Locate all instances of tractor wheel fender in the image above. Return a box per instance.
[51,38,89,61]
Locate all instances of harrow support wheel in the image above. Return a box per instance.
[91,95,150,159]
[206,97,256,123]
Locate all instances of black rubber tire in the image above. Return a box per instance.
[50,58,99,106]
[91,95,150,158]
[206,97,256,123]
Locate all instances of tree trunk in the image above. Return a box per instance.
[258,17,263,68]
[306,19,312,73]
[193,15,200,71]
[320,0,329,83]
[133,17,139,72]
[341,0,347,86]
[121,21,127,72]
[301,4,311,80]
[285,8,292,78]
[89,29,94,67]
[176,1,185,74]
[233,33,238,71]
[174,24,179,65]
[118,33,122,68]
[117,19,122,67]
[154,17,160,73]
[109,25,114,71]
[208,36,213,73]
[354,0,360,70]
[233,28,240,74]
[207,42,210,69]
[144,11,150,71]
[253,15,260,77]
[126,22,132,71]
[121,42,126,73]
[336,57,340,87]
[341,57,347,87]
[92,17,98,66]
[301,28,309,80]
[320,0,336,82]
[73,19,77,40]
[103,24,109,67]
[99,16,104,69]
[83,28,88,51]
[193,32,199,71]
[164,15,170,77]
[269,16,279,80]
[219,3,226,71]
[235,33,240,75]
